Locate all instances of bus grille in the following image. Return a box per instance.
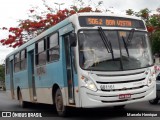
[96,77,146,91]
[100,85,145,92]
[96,78,145,84]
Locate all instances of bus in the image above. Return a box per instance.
[5,13,156,116]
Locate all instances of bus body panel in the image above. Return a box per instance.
[5,75,10,91]
[27,44,35,52]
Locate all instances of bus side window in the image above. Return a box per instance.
[36,39,46,65]
[14,53,20,72]
[20,49,27,70]
[47,33,59,62]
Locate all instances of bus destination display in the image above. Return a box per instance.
[79,16,145,29]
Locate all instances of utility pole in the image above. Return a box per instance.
[54,3,65,11]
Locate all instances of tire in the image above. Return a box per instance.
[114,105,126,109]
[149,99,159,104]
[18,90,27,108]
[55,88,67,117]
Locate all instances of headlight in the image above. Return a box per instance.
[81,75,97,92]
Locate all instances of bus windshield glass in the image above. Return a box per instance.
[78,30,153,71]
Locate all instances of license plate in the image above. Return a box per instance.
[119,94,131,99]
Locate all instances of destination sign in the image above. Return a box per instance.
[79,16,145,29]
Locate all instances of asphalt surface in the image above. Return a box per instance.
[0,91,160,120]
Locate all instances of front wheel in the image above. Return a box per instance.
[149,99,159,104]
[55,88,67,117]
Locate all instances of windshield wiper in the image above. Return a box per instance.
[122,36,129,57]
[98,27,114,60]
[127,28,135,44]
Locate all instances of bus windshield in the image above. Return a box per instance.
[78,30,153,71]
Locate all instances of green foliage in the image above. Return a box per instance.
[149,14,160,28]
[126,9,134,16]
[137,8,150,17]
[151,31,160,54]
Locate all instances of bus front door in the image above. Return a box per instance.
[10,60,14,99]
[64,35,75,104]
[28,50,37,101]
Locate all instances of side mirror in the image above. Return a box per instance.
[69,33,77,47]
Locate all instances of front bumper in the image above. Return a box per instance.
[80,84,156,108]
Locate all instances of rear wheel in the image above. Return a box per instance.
[55,88,67,117]
[18,90,27,108]
[149,99,159,104]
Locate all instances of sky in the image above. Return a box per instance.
[0,0,160,64]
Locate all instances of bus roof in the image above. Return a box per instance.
[6,12,143,59]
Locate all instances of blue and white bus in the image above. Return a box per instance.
[5,13,156,116]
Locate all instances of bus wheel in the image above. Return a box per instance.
[18,90,26,108]
[55,88,67,117]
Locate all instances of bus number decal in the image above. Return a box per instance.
[36,66,46,76]
[87,18,103,25]
[100,84,115,90]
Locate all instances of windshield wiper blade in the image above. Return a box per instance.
[122,36,129,57]
[98,27,114,60]
[127,28,135,44]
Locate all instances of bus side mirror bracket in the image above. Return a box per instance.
[69,33,77,47]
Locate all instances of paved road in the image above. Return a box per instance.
[0,91,160,120]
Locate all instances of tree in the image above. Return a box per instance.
[126,9,135,16]
[137,8,150,22]
[146,9,160,54]
[0,0,101,48]
[151,31,160,54]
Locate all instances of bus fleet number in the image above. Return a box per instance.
[100,84,115,90]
